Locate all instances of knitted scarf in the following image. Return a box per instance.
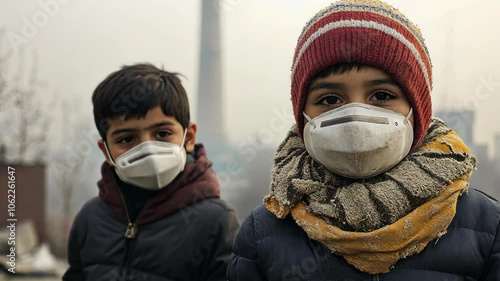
[264,118,476,274]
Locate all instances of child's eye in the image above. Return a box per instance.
[370,90,396,102]
[316,94,342,105]
[155,131,170,139]
[117,136,135,144]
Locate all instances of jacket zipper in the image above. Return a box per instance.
[117,188,150,280]
[372,275,380,281]
[118,189,137,238]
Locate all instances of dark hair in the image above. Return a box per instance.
[312,62,368,80]
[92,63,190,140]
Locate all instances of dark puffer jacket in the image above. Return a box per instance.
[63,145,239,281]
[227,188,500,281]
[64,197,238,281]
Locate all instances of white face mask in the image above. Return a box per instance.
[303,103,413,179]
[105,130,187,190]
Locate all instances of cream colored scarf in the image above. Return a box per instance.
[265,118,476,274]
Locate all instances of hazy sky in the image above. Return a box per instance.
[1,0,500,154]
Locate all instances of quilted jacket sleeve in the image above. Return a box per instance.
[483,216,500,281]
[203,208,240,281]
[227,210,267,281]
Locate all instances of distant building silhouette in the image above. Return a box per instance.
[495,134,500,166]
[433,14,499,198]
[435,109,499,199]
[0,143,5,164]
[0,165,47,243]
[435,110,475,146]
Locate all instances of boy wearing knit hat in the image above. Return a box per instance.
[227,1,500,280]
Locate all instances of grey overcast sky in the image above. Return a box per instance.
[1,0,500,154]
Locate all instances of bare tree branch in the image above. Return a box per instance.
[0,29,50,164]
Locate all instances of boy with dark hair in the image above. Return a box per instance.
[63,63,239,281]
[228,1,500,280]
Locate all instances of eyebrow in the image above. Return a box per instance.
[364,78,399,87]
[309,82,346,93]
[110,121,175,136]
[309,78,399,93]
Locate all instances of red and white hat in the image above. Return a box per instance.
[291,0,433,150]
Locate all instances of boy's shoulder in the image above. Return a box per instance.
[453,188,500,234]
[238,204,302,242]
[80,196,108,213]
[73,196,115,223]
[189,197,234,214]
[457,188,500,211]
[176,197,237,225]
[76,196,234,222]
[67,196,112,238]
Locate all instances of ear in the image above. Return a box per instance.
[98,139,113,165]
[185,122,197,153]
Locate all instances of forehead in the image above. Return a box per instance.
[107,106,181,129]
[311,66,394,84]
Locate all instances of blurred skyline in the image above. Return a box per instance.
[1,0,500,156]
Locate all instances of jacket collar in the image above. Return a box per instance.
[97,144,220,224]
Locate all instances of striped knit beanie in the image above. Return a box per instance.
[291,0,433,150]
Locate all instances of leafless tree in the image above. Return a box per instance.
[0,28,13,109]
[0,28,51,164]
[1,27,93,259]
[48,94,95,258]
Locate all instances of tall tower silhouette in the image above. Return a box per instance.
[196,0,224,151]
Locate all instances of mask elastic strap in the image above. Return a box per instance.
[180,128,188,148]
[405,107,413,124]
[104,141,117,167]
[303,112,317,128]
